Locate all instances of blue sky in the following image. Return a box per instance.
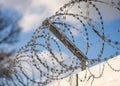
[0,0,120,85]
[0,0,72,48]
[0,0,120,62]
[0,0,71,51]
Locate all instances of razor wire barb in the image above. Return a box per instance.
[0,0,120,86]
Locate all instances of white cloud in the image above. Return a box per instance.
[0,0,119,33]
[18,13,41,32]
[0,0,70,33]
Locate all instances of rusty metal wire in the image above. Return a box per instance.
[0,0,120,86]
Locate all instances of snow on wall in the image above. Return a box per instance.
[48,55,120,86]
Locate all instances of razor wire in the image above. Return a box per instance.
[0,0,120,86]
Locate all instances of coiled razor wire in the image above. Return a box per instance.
[0,0,120,86]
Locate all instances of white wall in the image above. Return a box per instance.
[48,55,120,86]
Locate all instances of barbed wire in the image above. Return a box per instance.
[0,0,120,86]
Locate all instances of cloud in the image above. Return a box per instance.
[0,0,70,33]
[0,0,119,33]
[18,13,41,32]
